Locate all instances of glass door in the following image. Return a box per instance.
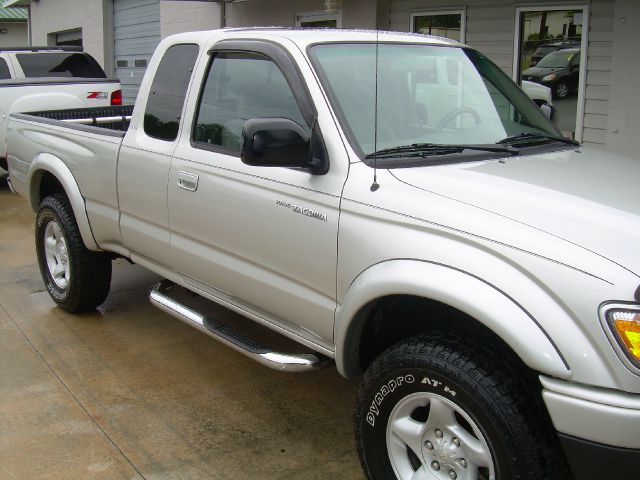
[515,7,587,139]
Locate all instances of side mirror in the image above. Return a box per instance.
[241,118,312,170]
[540,102,557,123]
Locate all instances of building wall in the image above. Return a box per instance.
[604,0,640,155]
[160,0,221,39]
[30,0,107,67]
[0,21,28,48]
[29,0,112,72]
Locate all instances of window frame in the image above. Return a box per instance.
[512,4,590,142]
[190,40,318,157]
[410,9,466,44]
[296,10,342,28]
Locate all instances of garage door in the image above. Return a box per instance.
[114,0,160,103]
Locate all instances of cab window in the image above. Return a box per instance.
[193,52,306,153]
[143,44,199,141]
[0,58,11,80]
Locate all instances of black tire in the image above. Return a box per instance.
[35,193,112,312]
[554,81,569,99]
[354,333,569,480]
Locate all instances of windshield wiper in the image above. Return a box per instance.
[497,132,579,146]
[365,142,519,159]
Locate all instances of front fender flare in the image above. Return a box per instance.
[334,260,571,379]
[27,153,99,251]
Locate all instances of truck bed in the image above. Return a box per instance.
[6,107,129,250]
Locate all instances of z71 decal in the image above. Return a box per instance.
[87,92,108,100]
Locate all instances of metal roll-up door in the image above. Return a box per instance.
[114,0,160,103]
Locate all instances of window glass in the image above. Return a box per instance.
[300,19,338,28]
[311,44,557,158]
[143,44,199,142]
[16,53,106,78]
[413,13,463,42]
[0,58,10,80]
[193,52,306,152]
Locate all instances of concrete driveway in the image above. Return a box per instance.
[0,176,362,479]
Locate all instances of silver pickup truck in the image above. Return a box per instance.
[6,28,640,480]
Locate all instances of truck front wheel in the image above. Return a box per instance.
[36,194,112,312]
[354,333,568,480]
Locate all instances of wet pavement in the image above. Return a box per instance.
[0,175,362,479]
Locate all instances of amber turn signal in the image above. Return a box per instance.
[609,311,640,367]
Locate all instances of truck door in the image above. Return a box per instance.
[169,41,347,347]
[117,43,199,268]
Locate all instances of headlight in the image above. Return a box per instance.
[542,74,557,82]
[606,308,640,368]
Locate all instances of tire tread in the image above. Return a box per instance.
[36,193,111,312]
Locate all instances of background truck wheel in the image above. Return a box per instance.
[354,333,569,480]
[35,193,112,312]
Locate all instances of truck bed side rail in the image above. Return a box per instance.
[26,105,134,132]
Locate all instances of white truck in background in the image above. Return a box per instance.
[0,46,123,171]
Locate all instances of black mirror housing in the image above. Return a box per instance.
[241,118,313,170]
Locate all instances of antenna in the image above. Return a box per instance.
[370,28,380,192]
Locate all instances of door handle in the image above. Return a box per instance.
[177,171,199,192]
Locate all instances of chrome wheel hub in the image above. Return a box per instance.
[44,221,70,290]
[386,392,495,480]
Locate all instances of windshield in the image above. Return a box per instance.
[16,53,107,78]
[309,43,559,158]
[536,50,575,68]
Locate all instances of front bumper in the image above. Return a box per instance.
[540,376,640,478]
[558,434,640,478]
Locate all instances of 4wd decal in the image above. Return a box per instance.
[366,375,415,427]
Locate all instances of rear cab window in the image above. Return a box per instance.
[0,58,11,80]
[143,43,200,142]
[15,52,107,78]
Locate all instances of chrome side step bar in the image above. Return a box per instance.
[6,176,16,194]
[149,281,329,372]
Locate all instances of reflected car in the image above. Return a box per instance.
[521,80,552,107]
[522,48,580,99]
[529,41,580,66]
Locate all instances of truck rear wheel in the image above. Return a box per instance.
[354,333,568,480]
[36,194,111,312]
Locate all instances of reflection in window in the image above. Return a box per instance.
[193,52,306,152]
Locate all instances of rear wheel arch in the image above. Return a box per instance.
[334,260,570,380]
[27,154,99,251]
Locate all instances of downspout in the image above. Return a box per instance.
[220,0,225,28]
[27,4,31,46]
